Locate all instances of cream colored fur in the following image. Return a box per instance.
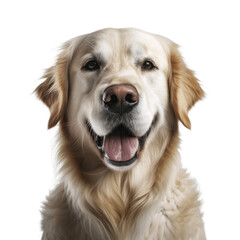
[36,28,206,240]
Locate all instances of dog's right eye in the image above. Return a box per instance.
[82,60,100,71]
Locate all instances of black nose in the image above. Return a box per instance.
[102,84,139,114]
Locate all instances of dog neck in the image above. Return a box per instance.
[58,123,181,239]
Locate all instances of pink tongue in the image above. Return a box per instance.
[104,135,139,161]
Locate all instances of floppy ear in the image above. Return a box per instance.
[169,43,204,129]
[35,42,73,129]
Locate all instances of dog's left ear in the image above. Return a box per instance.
[169,43,204,129]
[35,40,76,129]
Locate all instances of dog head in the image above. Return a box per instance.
[35,28,204,171]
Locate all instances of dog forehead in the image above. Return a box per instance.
[89,28,167,60]
[93,38,114,62]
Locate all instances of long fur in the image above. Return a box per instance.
[36,28,206,240]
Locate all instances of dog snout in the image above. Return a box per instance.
[102,84,139,114]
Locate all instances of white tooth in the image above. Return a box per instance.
[101,137,105,151]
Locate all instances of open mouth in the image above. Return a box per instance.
[86,119,155,167]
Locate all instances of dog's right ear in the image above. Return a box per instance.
[35,53,68,129]
[35,40,78,129]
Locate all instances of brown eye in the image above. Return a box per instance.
[142,60,156,71]
[83,60,100,71]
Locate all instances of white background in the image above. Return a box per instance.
[1,0,240,239]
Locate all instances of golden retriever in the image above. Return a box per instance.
[36,28,206,240]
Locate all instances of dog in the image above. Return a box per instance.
[35,28,206,240]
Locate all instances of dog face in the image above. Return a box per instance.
[36,28,204,171]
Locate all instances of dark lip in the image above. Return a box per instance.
[86,116,157,167]
[105,153,138,167]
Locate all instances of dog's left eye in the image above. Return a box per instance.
[142,60,156,71]
[83,60,100,71]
